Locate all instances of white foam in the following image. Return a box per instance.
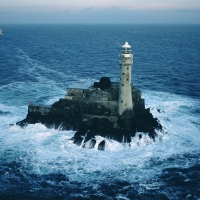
[0,89,200,184]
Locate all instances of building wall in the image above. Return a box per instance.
[66,88,114,101]
[83,90,112,101]
[118,54,133,116]
[66,88,85,99]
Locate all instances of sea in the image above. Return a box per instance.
[0,24,200,200]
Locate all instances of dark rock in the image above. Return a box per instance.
[16,78,162,150]
[134,108,162,139]
[73,135,84,146]
[90,139,96,148]
[118,109,136,132]
[83,138,96,149]
[98,140,106,150]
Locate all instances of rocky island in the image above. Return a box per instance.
[17,42,162,150]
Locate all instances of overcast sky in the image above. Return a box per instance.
[1,0,200,24]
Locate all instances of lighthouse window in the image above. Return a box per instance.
[127,78,129,81]
[122,84,124,86]
[121,100,123,103]
[122,73,124,75]
[127,67,129,70]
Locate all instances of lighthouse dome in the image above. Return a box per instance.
[122,41,131,48]
[121,41,132,54]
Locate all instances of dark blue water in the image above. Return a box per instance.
[0,24,200,199]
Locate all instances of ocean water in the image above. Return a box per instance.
[0,24,200,199]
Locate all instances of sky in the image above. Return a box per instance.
[0,0,200,24]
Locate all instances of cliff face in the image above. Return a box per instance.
[17,78,162,150]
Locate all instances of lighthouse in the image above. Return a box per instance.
[118,41,135,130]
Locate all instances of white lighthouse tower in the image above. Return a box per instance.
[118,41,134,124]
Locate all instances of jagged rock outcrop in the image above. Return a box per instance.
[17,78,162,150]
